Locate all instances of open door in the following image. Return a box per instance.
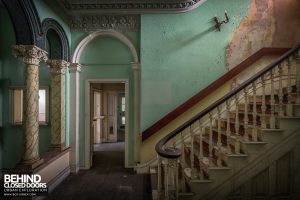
[118,93,126,130]
[91,88,102,167]
[102,91,118,143]
[93,90,102,144]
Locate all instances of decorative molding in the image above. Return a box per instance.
[2,0,44,48]
[12,45,48,65]
[42,18,70,61]
[69,63,82,73]
[131,62,141,71]
[47,59,69,75]
[58,0,207,14]
[70,15,140,32]
[142,48,291,141]
[72,30,139,63]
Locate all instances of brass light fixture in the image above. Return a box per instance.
[214,11,230,31]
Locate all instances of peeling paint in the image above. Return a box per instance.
[226,0,276,70]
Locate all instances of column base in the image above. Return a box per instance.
[16,158,44,172]
[48,144,67,152]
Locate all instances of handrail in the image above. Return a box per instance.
[155,42,300,158]
[143,48,290,141]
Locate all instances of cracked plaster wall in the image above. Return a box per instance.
[227,0,300,70]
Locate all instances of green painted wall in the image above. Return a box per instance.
[71,31,140,166]
[0,10,52,168]
[140,0,251,131]
[0,0,254,168]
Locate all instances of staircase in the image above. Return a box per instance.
[154,43,300,200]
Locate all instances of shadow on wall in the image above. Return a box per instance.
[165,20,216,54]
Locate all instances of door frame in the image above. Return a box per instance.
[85,79,130,168]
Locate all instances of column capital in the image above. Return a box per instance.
[47,59,69,75]
[131,62,141,71]
[12,45,48,65]
[69,63,82,73]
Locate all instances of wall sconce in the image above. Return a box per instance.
[214,11,230,31]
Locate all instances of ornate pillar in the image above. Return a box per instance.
[131,62,141,163]
[69,63,81,173]
[12,45,48,169]
[47,60,68,151]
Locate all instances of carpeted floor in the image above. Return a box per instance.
[45,142,152,200]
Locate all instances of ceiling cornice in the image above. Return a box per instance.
[58,0,207,14]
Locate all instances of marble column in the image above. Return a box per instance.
[69,63,81,173]
[12,45,48,169]
[47,60,68,151]
[131,62,141,163]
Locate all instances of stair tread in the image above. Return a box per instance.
[261,128,284,132]
[242,141,268,144]
[279,116,300,119]
[227,154,248,157]
[208,167,231,170]
[178,192,195,196]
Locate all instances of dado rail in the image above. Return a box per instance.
[155,43,300,200]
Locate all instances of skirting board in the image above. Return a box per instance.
[35,166,70,200]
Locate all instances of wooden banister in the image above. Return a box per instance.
[155,42,300,158]
[142,47,290,141]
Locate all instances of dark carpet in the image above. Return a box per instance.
[45,143,152,200]
[117,129,125,142]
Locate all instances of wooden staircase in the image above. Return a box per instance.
[154,43,300,200]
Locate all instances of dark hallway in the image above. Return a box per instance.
[45,142,152,200]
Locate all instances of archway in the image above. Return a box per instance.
[72,30,138,63]
[71,30,140,169]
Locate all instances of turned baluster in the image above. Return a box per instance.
[270,68,276,129]
[163,158,168,198]
[180,131,188,193]
[252,81,258,141]
[234,94,241,154]
[261,74,267,129]
[166,158,179,199]
[296,50,300,104]
[216,106,222,166]
[234,94,240,137]
[157,156,162,195]
[209,112,213,166]
[287,58,293,116]
[278,64,284,117]
[243,87,249,141]
[226,100,231,152]
[198,120,204,179]
[189,126,196,179]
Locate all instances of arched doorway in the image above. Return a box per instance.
[71,30,140,169]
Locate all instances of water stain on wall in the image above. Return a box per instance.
[226,0,300,71]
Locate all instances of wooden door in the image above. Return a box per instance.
[93,90,102,144]
[91,88,103,167]
[102,91,118,142]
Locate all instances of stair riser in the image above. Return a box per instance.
[208,169,232,182]
[241,143,267,156]
[279,118,300,133]
[261,130,284,144]
[225,156,248,171]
